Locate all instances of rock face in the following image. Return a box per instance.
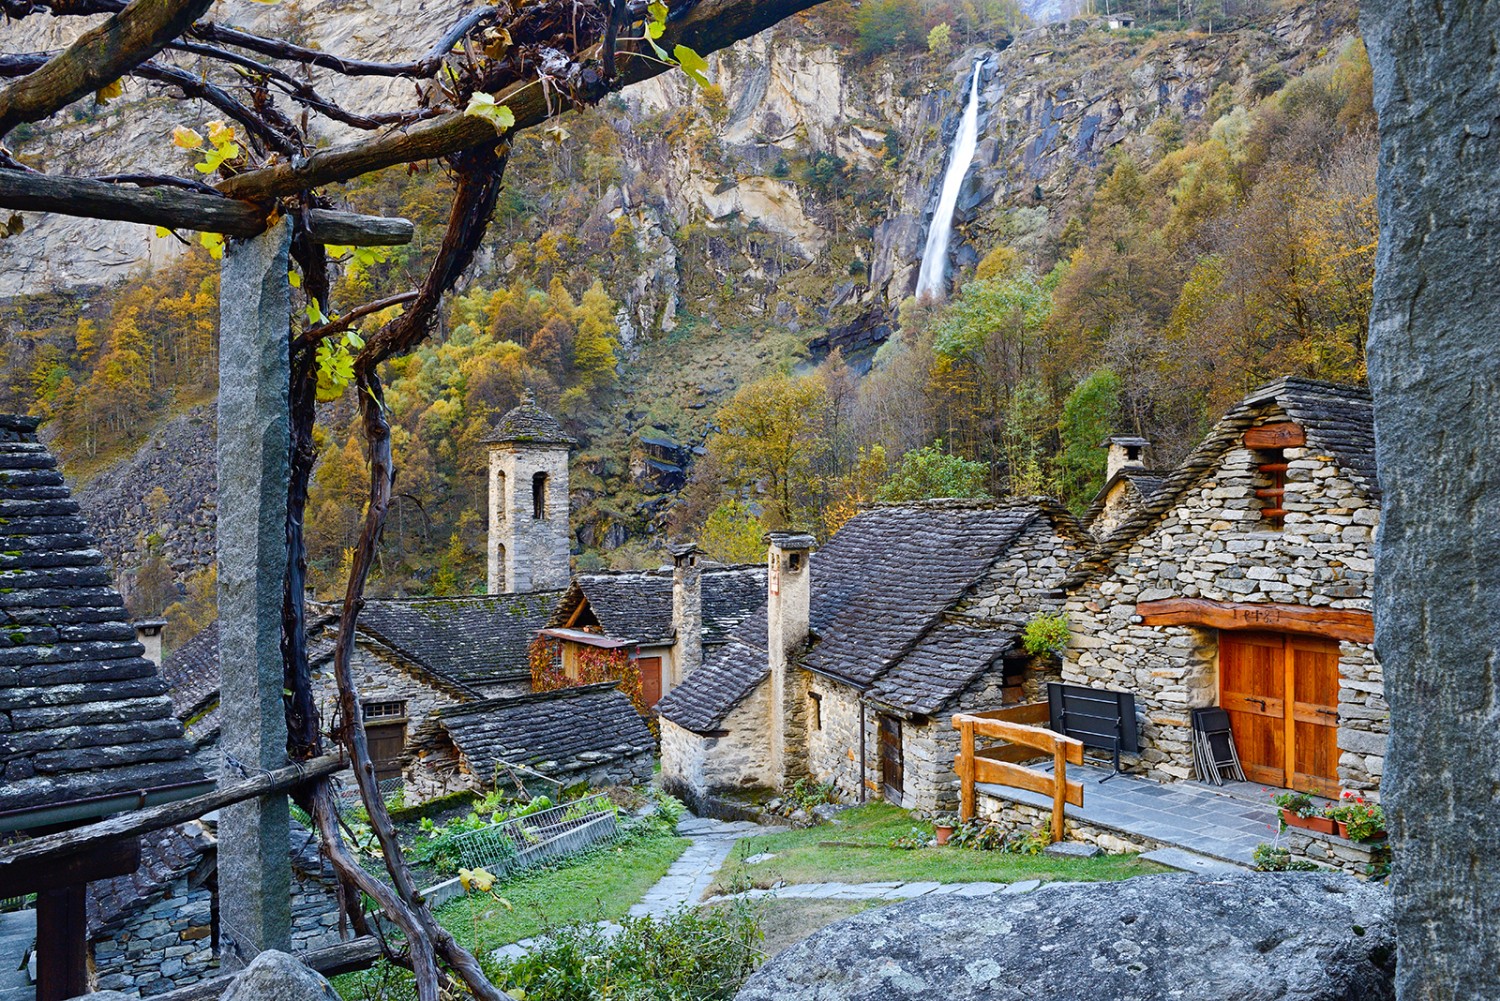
[1361,0,1500,997]
[219,950,340,1001]
[736,873,1394,1001]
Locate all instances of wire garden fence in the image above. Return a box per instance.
[448,793,621,878]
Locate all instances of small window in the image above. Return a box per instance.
[494,470,507,521]
[789,552,803,572]
[1252,449,1287,530]
[496,543,507,583]
[364,700,407,720]
[532,471,548,519]
[809,691,822,730]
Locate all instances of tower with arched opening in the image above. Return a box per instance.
[482,391,575,594]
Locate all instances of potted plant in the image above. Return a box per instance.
[1274,791,1336,834]
[933,814,958,846]
[1329,792,1388,842]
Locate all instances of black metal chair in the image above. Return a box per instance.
[1192,706,1247,785]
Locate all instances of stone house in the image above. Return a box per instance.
[403,683,657,800]
[541,546,765,707]
[1059,377,1383,797]
[87,822,345,998]
[657,499,1090,814]
[1082,436,1169,539]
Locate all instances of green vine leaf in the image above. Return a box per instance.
[464,92,515,133]
[674,44,710,87]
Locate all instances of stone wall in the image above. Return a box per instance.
[1282,828,1392,878]
[1063,413,1385,792]
[975,792,1159,855]
[92,865,344,997]
[660,683,774,813]
[957,515,1084,625]
[805,679,868,802]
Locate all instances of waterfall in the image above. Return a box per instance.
[915,60,984,301]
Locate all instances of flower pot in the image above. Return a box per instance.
[1281,808,1337,835]
[934,825,955,846]
[1335,820,1350,839]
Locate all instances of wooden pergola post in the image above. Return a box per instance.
[215,217,295,967]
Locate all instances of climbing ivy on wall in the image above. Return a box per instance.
[529,635,657,736]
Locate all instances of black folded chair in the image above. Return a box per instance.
[1192,706,1247,786]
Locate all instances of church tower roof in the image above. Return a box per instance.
[482,391,576,447]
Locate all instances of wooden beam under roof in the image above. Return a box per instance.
[1136,597,1374,644]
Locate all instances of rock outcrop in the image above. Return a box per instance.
[737,872,1394,1001]
[219,950,340,1001]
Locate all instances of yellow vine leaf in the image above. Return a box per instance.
[199,232,224,260]
[288,269,302,289]
[674,44,710,87]
[154,226,172,238]
[206,120,236,145]
[95,79,123,104]
[172,126,204,150]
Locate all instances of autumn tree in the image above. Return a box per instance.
[708,372,829,528]
[878,440,990,502]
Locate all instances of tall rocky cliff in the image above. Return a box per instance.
[0,0,1358,599]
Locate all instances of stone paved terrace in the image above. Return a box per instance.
[0,909,34,1001]
[978,764,1280,866]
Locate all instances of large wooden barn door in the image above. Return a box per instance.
[1219,632,1340,795]
[638,656,663,707]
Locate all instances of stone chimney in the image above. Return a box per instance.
[766,531,816,790]
[670,543,704,686]
[1102,435,1151,481]
[133,617,167,667]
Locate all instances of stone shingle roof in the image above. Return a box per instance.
[1081,468,1172,529]
[159,621,220,722]
[354,591,565,690]
[657,499,1078,732]
[424,683,655,780]
[480,393,576,446]
[551,565,766,646]
[87,821,215,938]
[1065,377,1378,587]
[0,415,204,822]
[863,619,1020,717]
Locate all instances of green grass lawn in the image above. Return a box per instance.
[712,803,1166,892]
[434,831,690,949]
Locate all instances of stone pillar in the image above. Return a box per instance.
[1362,5,1500,998]
[216,219,293,968]
[766,531,815,790]
[670,543,703,687]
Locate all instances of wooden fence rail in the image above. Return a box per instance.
[953,704,1084,843]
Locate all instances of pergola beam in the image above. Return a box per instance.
[0,170,413,245]
[0,0,215,137]
[216,0,829,202]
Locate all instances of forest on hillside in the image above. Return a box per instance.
[0,0,1372,621]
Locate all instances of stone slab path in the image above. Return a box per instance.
[702,877,1046,906]
[492,816,768,961]
[0,909,34,1001]
[978,764,1272,866]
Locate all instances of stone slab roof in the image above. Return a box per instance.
[1066,377,1378,587]
[425,683,654,781]
[1081,468,1172,529]
[480,393,576,446]
[159,621,220,722]
[0,415,204,821]
[658,499,1079,732]
[353,591,564,689]
[863,619,1020,717]
[551,565,766,647]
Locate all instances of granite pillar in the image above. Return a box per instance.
[215,218,294,967]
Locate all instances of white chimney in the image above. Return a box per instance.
[1102,435,1151,481]
[766,531,816,790]
[670,543,703,687]
[134,618,167,667]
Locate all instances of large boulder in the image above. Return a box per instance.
[219,950,340,1001]
[737,872,1393,1001]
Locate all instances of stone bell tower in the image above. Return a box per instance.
[483,391,575,594]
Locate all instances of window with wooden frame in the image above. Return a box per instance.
[363,700,407,720]
[1244,422,1306,530]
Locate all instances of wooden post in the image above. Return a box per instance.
[215,217,294,968]
[958,718,976,823]
[34,885,87,1001]
[1052,744,1067,843]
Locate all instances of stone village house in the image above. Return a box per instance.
[1057,377,1384,798]
[540,547,765,708]
[657,499,1091,814]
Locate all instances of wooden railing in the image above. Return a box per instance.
[953,703,1084,843]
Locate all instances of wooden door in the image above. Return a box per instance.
[366,722,407,781]
[638,656,663,707]
[1219,631,1340,795]
[880,715,903,805]
[1288,637,1341,797]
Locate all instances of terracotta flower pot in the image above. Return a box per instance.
[1281,808,1337,835]
[1335,820,1350,839]
[934,825,955,846]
